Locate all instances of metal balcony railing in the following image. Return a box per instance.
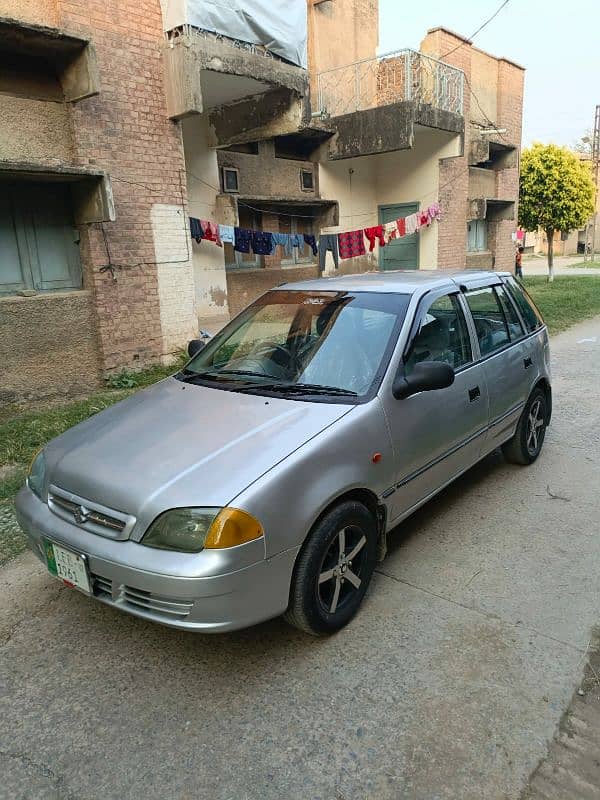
[316,49,464,119]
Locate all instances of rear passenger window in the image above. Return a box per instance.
[504,277,544,332]
[496,285,525,340]
[405,293,472,374]
[465,286,511,356]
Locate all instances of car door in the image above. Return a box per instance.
[462,279,529,450]
[381,289,490,523]
[502,275,549,388]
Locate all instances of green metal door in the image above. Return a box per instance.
[0,182,82,295]
[378,202,419,270]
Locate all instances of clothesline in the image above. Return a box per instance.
[189,203,442,265]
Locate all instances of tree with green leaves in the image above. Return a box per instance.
[519,143,595,281]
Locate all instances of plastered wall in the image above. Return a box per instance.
[318,129,461,268]
[182,115,229,321]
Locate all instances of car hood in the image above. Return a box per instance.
[46,378,351,523]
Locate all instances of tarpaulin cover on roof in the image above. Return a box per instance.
[163,0,307,68]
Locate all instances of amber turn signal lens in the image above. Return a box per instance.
[204,508,264,549]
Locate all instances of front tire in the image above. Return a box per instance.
[502,386,548,465]
[284,501,378,636]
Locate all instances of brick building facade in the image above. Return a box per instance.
[0,0,196,402]
[0,1,524,401]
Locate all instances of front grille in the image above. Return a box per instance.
[90,571,193,620]
[50,493,126,532]
[48,485,135,540]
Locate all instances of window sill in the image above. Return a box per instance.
[0,288,90,302]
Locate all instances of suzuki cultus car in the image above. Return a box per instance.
[16,270,551,635]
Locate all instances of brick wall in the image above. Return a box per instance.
[57,0,195,372]
[376,57,407,107]
[421,29,524,272]
[226,265,320,316]
[421,30,471,269]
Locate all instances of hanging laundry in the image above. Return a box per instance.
[271,232,293,256]
[318,234,339,269]
[290,233,304,253]
[396,218,406,237]
[405,214,419,235]
[200,220,222,246]
[418,211,430,228]
[364,225,386,252]
[218,224,235,244]
[338,230,366,260]
[426,203,441,222]
[252,230,274,256]
[384,221,398,243]
[234,227,253,254]
[189,217,204,243]
[303,234,318,256]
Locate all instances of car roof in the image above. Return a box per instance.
[276,269,510,295]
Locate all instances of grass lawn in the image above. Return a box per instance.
[2,276,600,565]
[523,276,600,335]
[567,260,600,269]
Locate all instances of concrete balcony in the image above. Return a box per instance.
[163,27,309,143]
[316,49,465,159]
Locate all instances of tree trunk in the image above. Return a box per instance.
[546,227,555,282]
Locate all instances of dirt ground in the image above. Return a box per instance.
[1,317,600,800]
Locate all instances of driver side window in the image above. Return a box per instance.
[405,294,472,375]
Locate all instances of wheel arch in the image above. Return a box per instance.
[533,377,552,424]
[293,487,387,571]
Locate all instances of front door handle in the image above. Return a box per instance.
[468,386,481,402]
[524,357,533,369]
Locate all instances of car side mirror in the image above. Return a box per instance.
[187,339,206,358]
[392,361,455,400]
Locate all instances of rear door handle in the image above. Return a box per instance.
[524,357,533,369]
[468,386,481,402]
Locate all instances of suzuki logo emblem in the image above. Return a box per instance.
[73,506,91,525]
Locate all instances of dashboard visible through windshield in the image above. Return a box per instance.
[178,289,411,401]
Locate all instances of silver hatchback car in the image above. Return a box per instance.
[16,270,551,635]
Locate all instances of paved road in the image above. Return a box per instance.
[2,319,600,800]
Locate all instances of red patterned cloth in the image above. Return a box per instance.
[364,225,386,252]
[338,230,366,260]
[396,218,406,237]
[418,211,430,227]
[200,220,222,246]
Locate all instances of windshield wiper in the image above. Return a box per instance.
[178,368,279,383]
[178,370,358,397]
[243,382,359,397]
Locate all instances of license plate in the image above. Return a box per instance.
[44,539,91,594]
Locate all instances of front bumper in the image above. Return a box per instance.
[15,487,299,632]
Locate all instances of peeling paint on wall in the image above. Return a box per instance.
[209,286,227,307]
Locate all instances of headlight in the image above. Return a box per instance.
[141,507,263,553]
[27,450,46,500]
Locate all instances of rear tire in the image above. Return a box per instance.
[284,501,377,636]
[502,386,548,465]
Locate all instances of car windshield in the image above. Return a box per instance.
[180,289,411,400]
